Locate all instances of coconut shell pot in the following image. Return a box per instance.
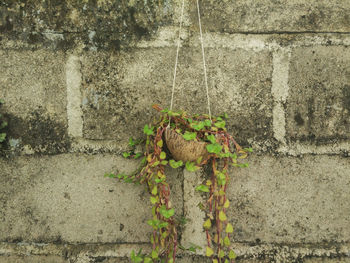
[165,127,208,162]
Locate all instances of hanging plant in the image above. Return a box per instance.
[105,104,252,263]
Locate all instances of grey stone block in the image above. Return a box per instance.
[0,255,67,263]
[189,0,350,33]
[80,47,273,146]
[0,50,69,154]
[286,46,350,143]
[304,259,350,263]
[226,155,350,243]
[0,1,173,47]
[0,154,183,243]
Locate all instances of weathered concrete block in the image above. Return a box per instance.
[286,46,350,143]
[0,50,69,154]
[190,0,350,33]
[304,259,350,263]
[0,1,173,47]
[226,155,350,243]
[0,255,67,263]
[80,47,273,146]
[0,154,183,243]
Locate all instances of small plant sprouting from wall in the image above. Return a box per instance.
[0,99,7,146]
[106,105,251,263]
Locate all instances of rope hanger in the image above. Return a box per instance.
[169,0,212,121]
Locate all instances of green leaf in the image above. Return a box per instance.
[187,244,202,253]
[219,211,227,221]
[224,236,231,247]
[225,223,233,233]
[182,131,197,141]
[224,199,230,208]
[229,250,237,260]
[169,159,183,168]
[203,219,211,229]
[218,250,225,258]
[206,143,222,154]
[0,121,7,129]
[151,249,158,259]
[158,221,169,228]
[104,173,116,178]
[150,196,158,204]
[147,219,160,228]
[204,119,212,127]
[195,185,210,193]
[161,160,168,165]
[206,247,214,257]
[133,152,142,159]
[217,172,226,186]
[185,161,200,172]
[191,121,205,131]
[144,257,152,263]
[157,140,163,147]
[214,121,226,129]
[168,110,180,117]
[160,151,166,159]
[159,205,175,219]
[155,178,165,183]
[206,134,216,144]
[143,124,154,135]
[128,137,135,147]
[122,152,131,158]
[151,186,157,195]
[151,161,160,167]
[117,174,125,179]
[130,250,143,263]
[244,147,253,152]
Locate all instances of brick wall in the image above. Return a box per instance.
[0,1,349,262]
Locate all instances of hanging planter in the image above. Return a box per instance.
[165,126,208,162]
[105,0,252,262]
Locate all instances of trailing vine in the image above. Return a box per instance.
[106,105,251,263]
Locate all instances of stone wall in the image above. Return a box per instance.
[0,1,349,262]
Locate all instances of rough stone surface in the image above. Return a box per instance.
[286,46,350,144]
[0,154,183,243]
[304,258,350,263]
[80,47,273,146]
[0,255,67,263]
[0,256,69,263]
[1,0,350,262]
[0,0,173,49]
[1,242,349,263]
[0,49,69,154]
[181,170,206,252]
[190,0,350,33]
[226,155,350,243]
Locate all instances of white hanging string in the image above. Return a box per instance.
[196,0,211,120]
[169,0,212,121]
[169,0,185,112]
